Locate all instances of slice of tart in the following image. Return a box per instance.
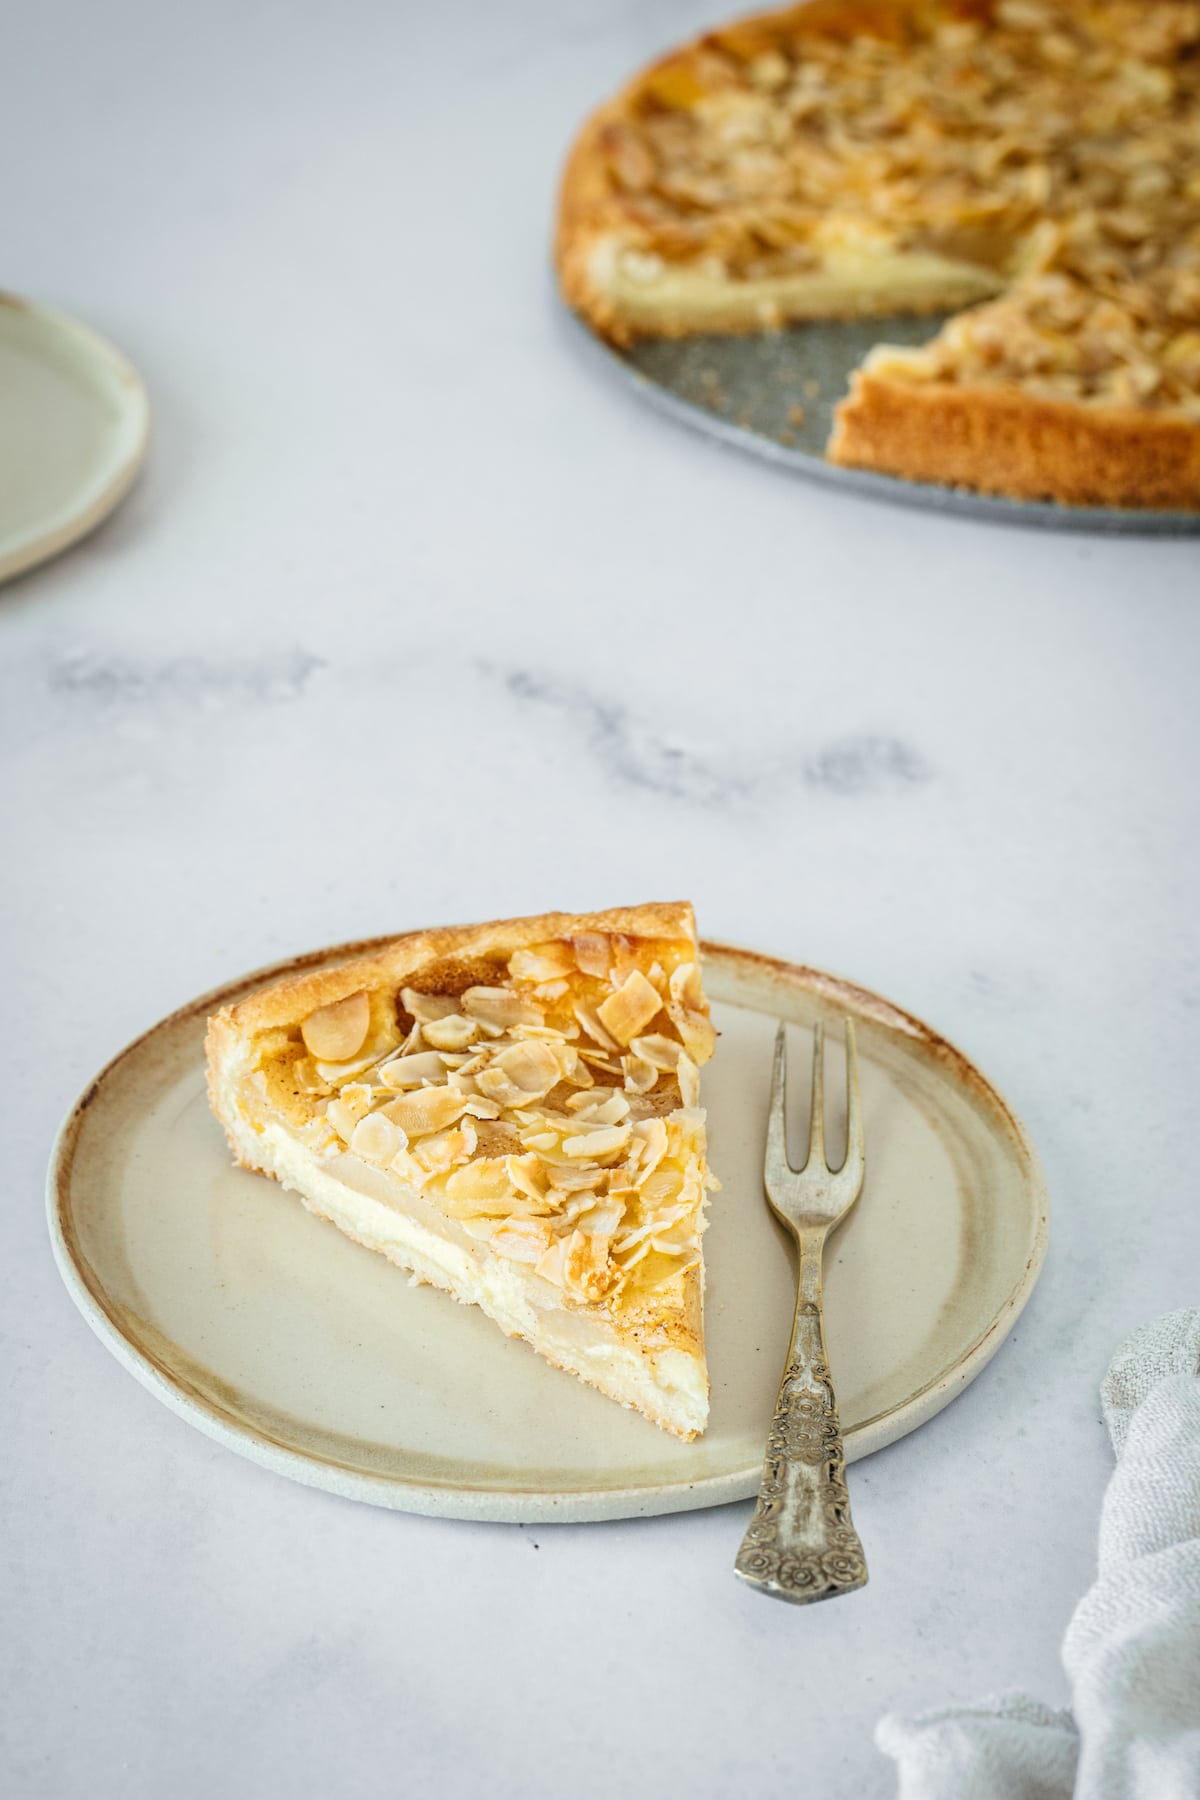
[206,903,719,1439]
[556,0,1200,507]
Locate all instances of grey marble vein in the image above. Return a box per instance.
[483,662,930,806]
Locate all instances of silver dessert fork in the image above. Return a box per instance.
[734,1018,868,1604]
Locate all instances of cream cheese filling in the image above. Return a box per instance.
[597,236,1005,329]
[248,1115,708,1431]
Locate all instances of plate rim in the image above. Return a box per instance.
[0,290,150,585]
[47,935,1049,1524]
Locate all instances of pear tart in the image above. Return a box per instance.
[206,904,719,1439]
[557,0,1200,507]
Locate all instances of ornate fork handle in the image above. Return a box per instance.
[734,1227,868,1603]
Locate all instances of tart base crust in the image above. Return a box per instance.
[828,372,1200,509]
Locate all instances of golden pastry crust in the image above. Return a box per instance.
[206,902,714,1439]
[829,370,1200,506]
[555,0,1200,507]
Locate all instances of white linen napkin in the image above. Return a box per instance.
[875,1308,1200,1800]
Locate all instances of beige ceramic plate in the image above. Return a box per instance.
[0,292,148,584]
[48,939,1047,1523]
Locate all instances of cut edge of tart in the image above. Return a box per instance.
[206,903,719,1441]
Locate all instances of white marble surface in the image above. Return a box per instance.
[3,2,1199,1795]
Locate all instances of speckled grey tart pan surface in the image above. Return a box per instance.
[570,309,1200,535]
[48,937,1048,1524]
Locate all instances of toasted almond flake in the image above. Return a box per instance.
[421,1014,479,1051]
[569,1093,631,1128]
[669,1004,718,1064]
[401,988,461,1024]
[572,1000,619,1051]
[639,1168,683,1206]
[461,986,544,1030]
[554,1167,607,1195]
[533,979,570,1001]
[493,1039,563,1097]
[519,1129,559,1152]
[508,943,575,983]
[491,1218,554,1265]
[668,961,705,1011]
[622,1054,658,1094]
[461,1095,503,1120]
[505,1153,552,1205]
[475,1069,529,1109]
[350,1111,403,1165]
[300,990,371,1062]
[575,1197,625,1238]
[677,1052,701,1107]
[382,1086,468,1138]
[411,1122,476,1174]
[563,1123,632,1160]
[556,1048,594,1089]
[378,1050,449,1090]
[325,1098,361,1144]
[292,1056,329,1094]
[632,1117,670,1181]
[534,1236,569,1288]
[596,969,664,1046]
[570,932,611,978]
[314,1051,380,1083]
[631,1032,683,1070]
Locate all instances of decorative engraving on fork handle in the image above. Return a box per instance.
[734,1235,868,1602]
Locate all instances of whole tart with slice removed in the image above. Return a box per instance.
[556,0,1200,507]
[206,903,719,1440]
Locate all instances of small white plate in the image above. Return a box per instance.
[48,939,1047,1523]
[0,292,149,584]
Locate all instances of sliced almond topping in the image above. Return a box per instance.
[314,1051,380,1084]
[573,1001,620,1051]
[677,1052,701,1108]
[378,1050,449,1090]
[668,961,705,1011]
[325,1098,361,1144]
[491,1218,554,1265]
[292,1056,329,1094]
[520,1129,560,1152]
[488,1039,562,1101]
[561,1228,614,1303]
[630,1033,684,1070]
[596,969,663,1046]
[563,1123,632,1160]
[382,1085,468,1138]
[622,1054,659,1094]
[570,932,611,978]
[557,1047,594,1089]
[411,1122,477,1174]
[668,1003,718,1065]
[639,1168,683,1206]
[461,1094,503,1120]
[569,1093,631,1128]
[400,988,461,1024]
[505,1153,553,1206]
[350,1111,403,1165]
[461,986,545,1031]
[301,990,371,1063]
[440,1156,517,1216]
[421,1014,479,1051]
[574,1196,626,1238]
[632,1117,670,1181]
[508,943,575,983]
